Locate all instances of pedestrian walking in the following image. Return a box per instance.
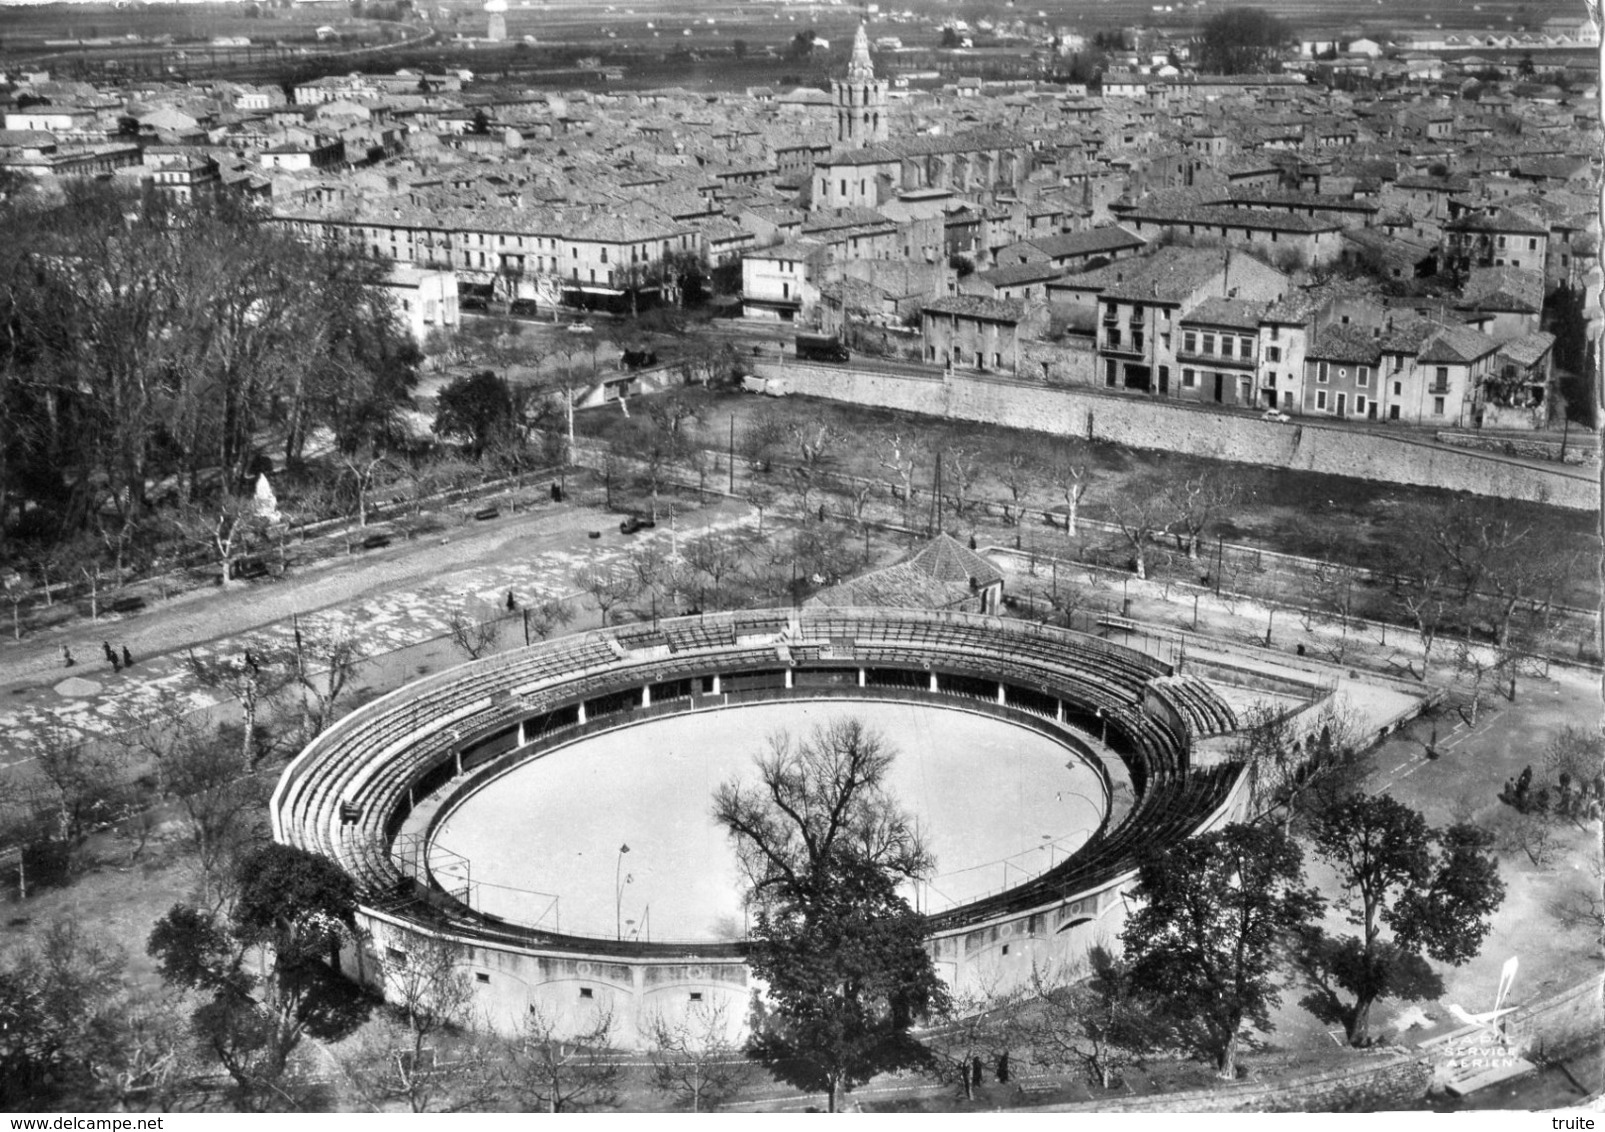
[102,641,116,664]
[62,645,74,668]
[111,653,122,674]
[122,645,134,668]
[506,590,517,611]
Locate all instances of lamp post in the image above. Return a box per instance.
[615,843,631,940]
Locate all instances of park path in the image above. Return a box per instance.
[0,498,756,764]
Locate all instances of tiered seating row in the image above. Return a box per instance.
[1148,674,1238,738]
[271,608,1226,958]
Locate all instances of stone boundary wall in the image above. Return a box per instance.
[1435,429,1595,465]
[753,363,1600,512]
[1034,1053,1432,1112]
[1503,976,1605,1060]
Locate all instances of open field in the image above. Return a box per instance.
[5,0,1596,88]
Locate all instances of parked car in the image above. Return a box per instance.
[619,514,657,535]
[460,294,489,313]
[1261,409,1291,423]
[509,298,539,317]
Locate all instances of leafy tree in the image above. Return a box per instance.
[940,26,962,48]
[1197,7,1289,74]
[1122,822,1323,1079]
[732,38,747,59]
[433,370,517,459]
[0,922,130,1108]
[786,29,817,59]
[1299,797,1504,1046]
[147,843,368,1111]
[713,719,947,1111]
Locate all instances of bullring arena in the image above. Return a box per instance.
[270,606,1419,1046]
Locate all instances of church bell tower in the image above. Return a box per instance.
[832,23,888,148]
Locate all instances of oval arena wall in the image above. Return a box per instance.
[270,607,1250,1045]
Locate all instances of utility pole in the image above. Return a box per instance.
[728,414,735,495]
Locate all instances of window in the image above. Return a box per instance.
[1393,381,1402,396]
[1266,345,1281,363]
[1184,331,1197,353]
[1105,359,1118,387]
[689,992,703,1003]
[1239,337,1254,358]
[1356,396,1368,414]
[386,947,409,968]
[1528,237,1538,250]
[1317,362,1329,383]
[1001,944,1011,956]
[475,973,490,984]
[1316,390,1328,410]
[1357,367,1369,387]
[1435,366,1449,384]
[1202,333,1215,355]
[600,247,608,263]
[572,247,578,258]
[1433,396,1445,415]
[1338,367,1348,380]
[993,353,1003,368]
[839,180,846,196]
[1182,367,1196,387]
[579,987,593,999]
[1497,235,1507,249]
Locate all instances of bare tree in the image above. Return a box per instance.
[345,937,496,1113]
[942,444,979,523]
[1108,479,1171,580]
[171,494,266,586]
[1051,452,1091,537]
[22,724,129,873]
[877,432,921,531]
[572,560,640,627]
[922,979,1021,1102]
[712,718,934,901]
[1019,950,1171,1092]
[1543,727,1603,793]
[1492,806,1560,867]
[186,642,291,769]
[1547,855,1604,947]
[1166,473,1237,561]
[447,599,504,660]
[289,626,363,738]
[685,527,757,609]
[1237,696,1371,836]
[335,445,396,531]
[644,1000,751,1112]
[787,421,842,516]
[741,411,789,474]
[1000,452,1033,526]
[119,695,267,904]
[502,1006,620,1113]
[520,595,576,644]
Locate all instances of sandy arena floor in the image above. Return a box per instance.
[429,699,1108,940]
